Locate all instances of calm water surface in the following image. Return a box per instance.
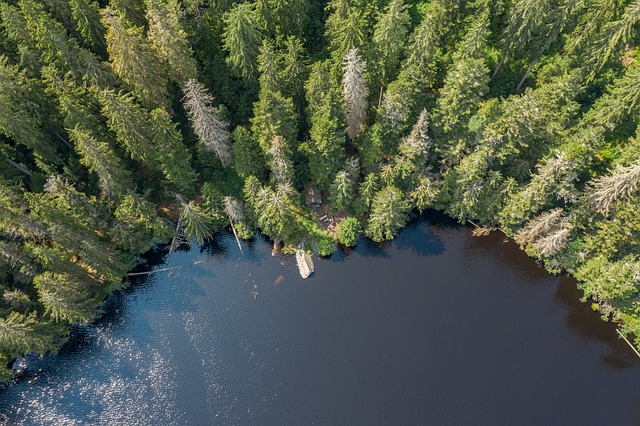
[1,213,639,425]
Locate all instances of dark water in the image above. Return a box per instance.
[1,213,640,425]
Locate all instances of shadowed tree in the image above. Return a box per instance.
[222,2,262,80]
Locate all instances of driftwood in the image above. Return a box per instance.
[127,260,203,277]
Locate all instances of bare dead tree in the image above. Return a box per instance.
[182,79,232,167]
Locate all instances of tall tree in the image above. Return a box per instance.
[365,185,410,242]
[101,7,168,108]
[342,48,368,141]
[145,0,198,86]
[182,79,232,167]
[67,125,132,199]
[222,2,263,80]
[68,0,106,53]
[149,108,197,194]
[371,0,410,90]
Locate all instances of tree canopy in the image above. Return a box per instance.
[1,0,640,376]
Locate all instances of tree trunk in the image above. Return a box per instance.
[492,56,506,79]
[5,158,34,177]
[229,220,244,254]
[516,56,540,93]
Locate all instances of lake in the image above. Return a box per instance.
[1,212,639,425]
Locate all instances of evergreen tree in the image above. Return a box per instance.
[325,0,367,65]
[251,87,297,152]
[231,126,268,180]
[222,2,262,80]
[99,88,156,165]
[67,125,132,199]
[328,158,359,211]
[0,56,62,169]
[371,0,410,90]
[267,135,294,184]
[145,0,198,86]
[149,108,197,194]
[182,79,232,167]
[68,0,105,52]
[365,185,410,242]
[101,7,168,108]
[306,91,346,190]
[34,271,98,323]
[342,48,368,140]
[178,198,215,245]
[279,36,307,110]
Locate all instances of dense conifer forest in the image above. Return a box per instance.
[1,0,640,376]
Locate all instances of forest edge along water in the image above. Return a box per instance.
[2,0,640,417]
[0,213,639,424]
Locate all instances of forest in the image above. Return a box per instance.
[0,0,640,378]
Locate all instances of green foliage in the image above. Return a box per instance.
[232,126,268,180]
[222,3,262,80]
[4,0,640,368]
[365,185,411,242]
[251,88,297,152]
[179,199,216,245]
[337,217,361,247]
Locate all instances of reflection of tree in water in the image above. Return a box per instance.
[391,219,445,257]
[358,237,392,259]
[555,276,640,369]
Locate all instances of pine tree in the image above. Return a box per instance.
[231,126,268,180]
[402,0,449,89]
[145,0,198,86]
[255,0,308,39]
[67,125,132,199]
[112,194,170,254]
[279,36,307,109]
[178,198,215,245]
[267,135,294,184]
[3,0,111,85]
[0,56,62,169]
[68,0,106,52]
[182,79,232,167]
[101,6,168,108]
[579,0,640,80]
[251,87,297,152]
[99,88,156,165]
[222,2,262,80]
[149,108,197,194]
[342,48,368,141]
[34,272,98,323]
[306,87,346,189]
[328,158,359,212]
[492,0,555,77]
[587,162,640,216]
[371,0,410,90]
[365,185,410,242]
[325,0,367,64]
[583,62,640,131]
[0,312,59,355]
[257,39,280,93]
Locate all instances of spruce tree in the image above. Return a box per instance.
[182,79,232,167]
[222,2,262,80]
[342,48,368,141]
[145,0,198,86]
[101,6,168,108]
